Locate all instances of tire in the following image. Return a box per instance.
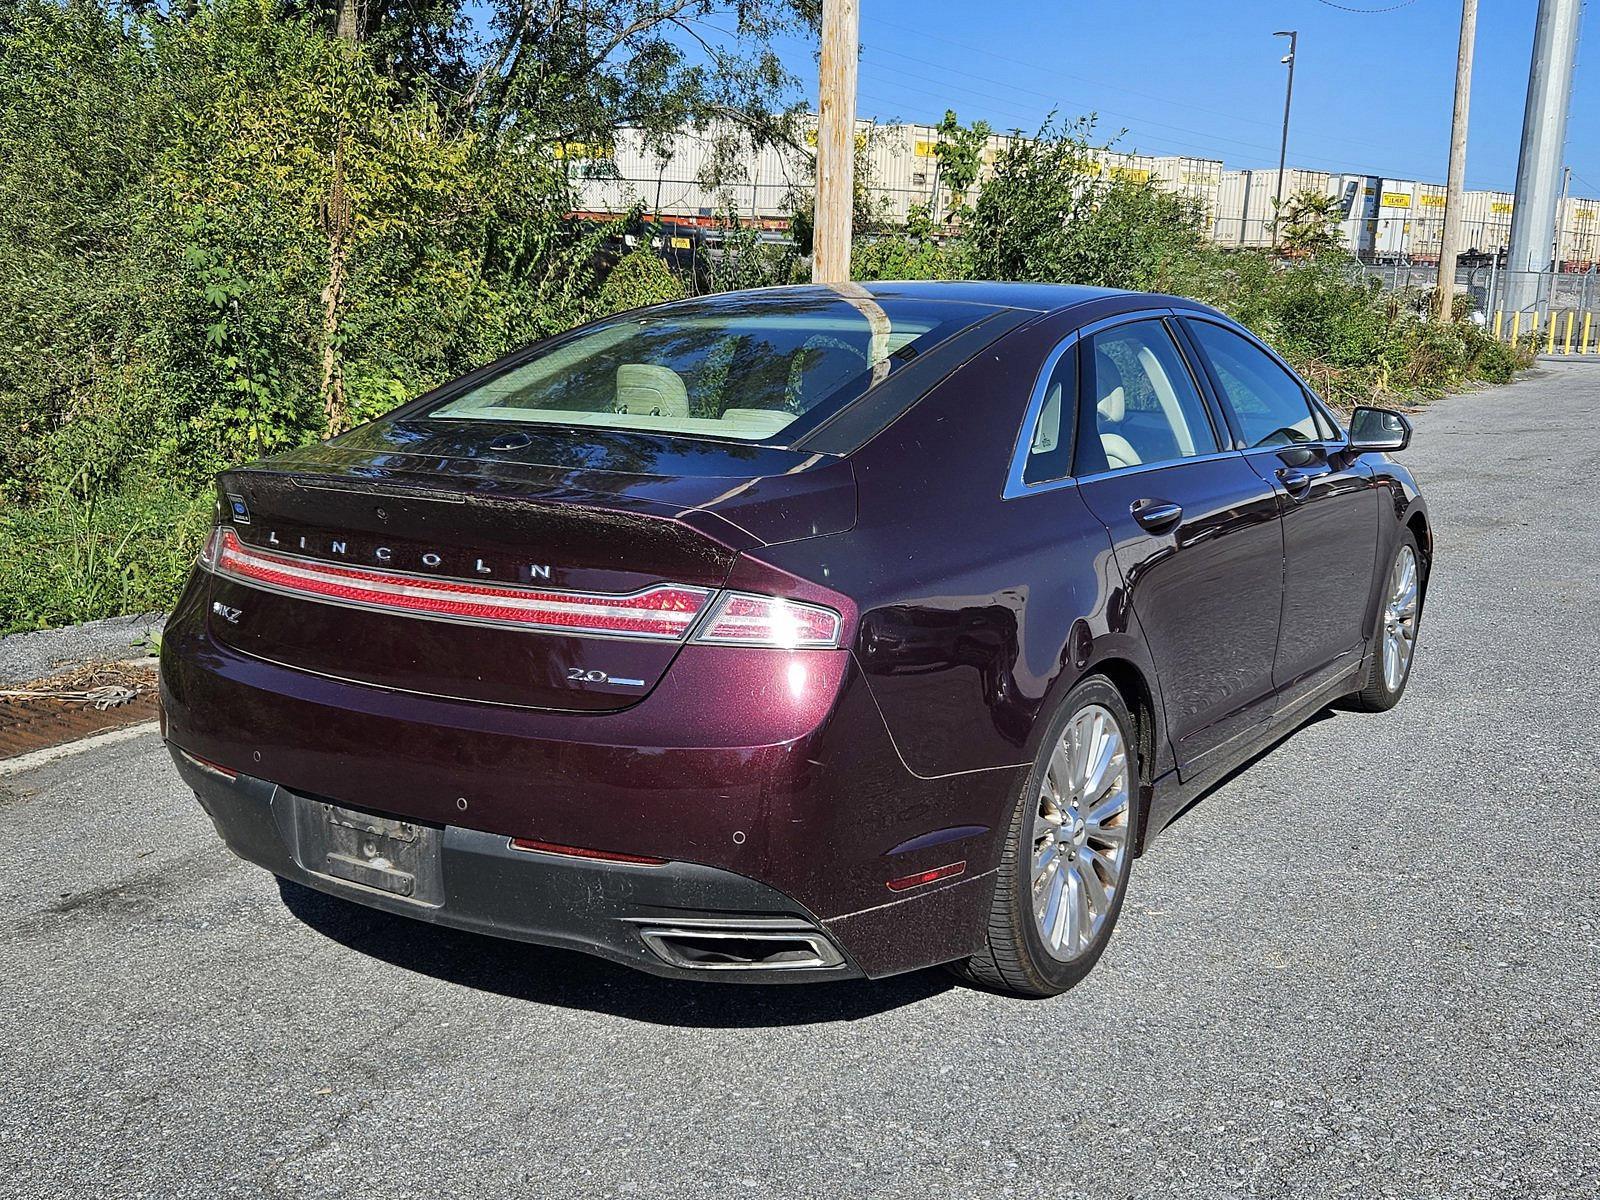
[949,675,1141,998]
[1346,530,1423,713]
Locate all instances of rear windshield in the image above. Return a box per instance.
[427,293,993,442]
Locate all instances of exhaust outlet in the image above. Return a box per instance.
[632,918,846,971]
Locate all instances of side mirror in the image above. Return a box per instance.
[1347,405,1412,453]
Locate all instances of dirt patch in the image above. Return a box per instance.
[0,659,159,759]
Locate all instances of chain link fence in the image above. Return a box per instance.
[1352,262,1600,356]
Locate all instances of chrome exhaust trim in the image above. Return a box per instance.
[630,917,846,971]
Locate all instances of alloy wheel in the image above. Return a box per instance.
[1381,545,1420,693]
[1031,704,1131,961]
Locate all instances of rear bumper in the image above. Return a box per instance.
[174,748,861,982]
[159,573,1016,979]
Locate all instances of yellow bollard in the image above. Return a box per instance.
[1546,312,1558,355]
[1511,311,1522,345]
[1530,311,1540,349]
[1585,312,1594,355]
[1565,311,1576,355]
[1494,311,1504,340]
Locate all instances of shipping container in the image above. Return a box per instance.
[1559,196,1600,268]
[1371,179,1421,262]
[1327,174,1380,259]
[1458,191,1515,259]
[1214,167,1335,248]
[1149,156,1223,222]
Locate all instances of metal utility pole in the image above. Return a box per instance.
[1272,30,1298,245]
[1505,0,1583,313]
[1435,0,1478,321]
[813,0,859,283]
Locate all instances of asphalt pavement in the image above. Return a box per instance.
[2,364,1597,1199]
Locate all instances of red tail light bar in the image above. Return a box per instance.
[207,528,710,640]
[203,527,843,647]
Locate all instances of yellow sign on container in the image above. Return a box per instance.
[1381,192,1412,208]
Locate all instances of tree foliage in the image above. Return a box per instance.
[853,112,1527,414]
[0,0,815,631]
[0,34,1528,632]
[1276,188,1346,258]
[930,108,990,222]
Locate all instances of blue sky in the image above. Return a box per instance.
[769,0,1597,196]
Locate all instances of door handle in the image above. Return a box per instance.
[1277,467,1318,496]
[1130,498,1183,531]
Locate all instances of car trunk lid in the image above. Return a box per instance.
[204,424,854,711]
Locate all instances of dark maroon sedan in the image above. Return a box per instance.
[160,282,1428,997]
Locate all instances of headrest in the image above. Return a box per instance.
[616,364,689,417]
[1095,350,1126,422]
[1097,385,1126,423]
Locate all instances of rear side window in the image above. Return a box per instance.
[1074,321,1219,475]
[1185,320,1325,447]
[427,295,993,443]
[1020,343,1078,485]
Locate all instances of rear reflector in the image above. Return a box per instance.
[886,860,966,892]
[508,837,667,865]
[175,747,239,781]
[694,591,842,648]
[210,529,710,639]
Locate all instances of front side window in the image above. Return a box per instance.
[428,295,992,442]
[1185,320,1324,447]
[1074,321,1219,475]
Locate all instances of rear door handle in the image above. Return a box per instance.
[1130,498,1183,532]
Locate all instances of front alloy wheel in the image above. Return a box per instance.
[1348,529,1424,712]
[1380,544,1420,693]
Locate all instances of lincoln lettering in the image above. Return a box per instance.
[262,529,550,581]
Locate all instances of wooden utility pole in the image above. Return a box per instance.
[813,0,858,283]
[1435,0,1479,321]
[321,0,360,435]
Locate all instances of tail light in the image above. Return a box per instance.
[692,592,842,649]
[201,528,844,648]
[198,526,223,571]
[206,529,710,639]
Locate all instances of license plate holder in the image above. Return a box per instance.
[293,796,444,905]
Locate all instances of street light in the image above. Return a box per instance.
[1273,30,1298,246]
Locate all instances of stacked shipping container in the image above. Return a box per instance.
[565,120,1600,269]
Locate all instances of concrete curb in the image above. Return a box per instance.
[0,612,167,687]
[0,721,161,777]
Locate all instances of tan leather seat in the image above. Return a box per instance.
[615,364,689,417]
[1095,361,1141,469]
[719,408,793,436]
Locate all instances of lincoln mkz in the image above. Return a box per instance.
[160,282,1428,996]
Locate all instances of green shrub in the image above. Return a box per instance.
[0,484,213,634]
[853,231,969,281]
[597,249,688,312]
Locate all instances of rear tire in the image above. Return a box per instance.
[949,676,1141,998]
[1346,530,1423,713]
